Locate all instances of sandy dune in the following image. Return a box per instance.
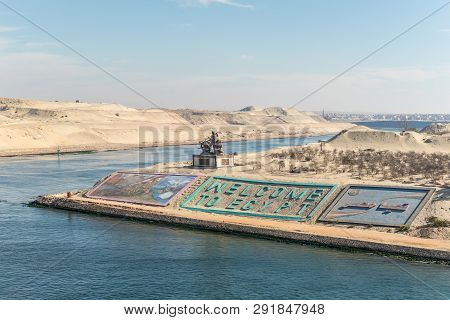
[173,105,326,125]
[0,97,352,156]
[420,122,450,135]
[324,125,450,153]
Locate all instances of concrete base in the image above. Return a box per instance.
[192,154,234,168]
[31,193,450,262]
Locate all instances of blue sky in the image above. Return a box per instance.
[0,0,449,112]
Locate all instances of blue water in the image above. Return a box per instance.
[353,121,447,132]
[0,135,449,299]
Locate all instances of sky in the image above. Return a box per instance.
[0,0,449,113]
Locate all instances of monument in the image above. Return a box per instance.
[192,131,234,168]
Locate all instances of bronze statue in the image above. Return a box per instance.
[200,131,224,155]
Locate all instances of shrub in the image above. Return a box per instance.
[397,226,410,232]
[426,216,450,228]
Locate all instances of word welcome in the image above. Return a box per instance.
[180,176,335,220]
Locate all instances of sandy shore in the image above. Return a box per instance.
[0,97,352,157]
[0,129,343,157]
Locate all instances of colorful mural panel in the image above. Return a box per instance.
[180,176,336,221]
[318,185,434,227]
[85,172,198,206]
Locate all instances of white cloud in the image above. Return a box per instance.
[0,37,11,50]
[145,67,450,112]
[0,51,95,83]
[0,43,448,113]
[0,50,130,104]
[24,41,56,47]
[0,25,21,50]
[0,25,22,33]
[179,0,253,9]
[361,67,441,81]
[240,54,254,61]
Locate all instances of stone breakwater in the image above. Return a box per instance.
[32,193,450,262]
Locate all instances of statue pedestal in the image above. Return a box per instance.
[192,154,234,168]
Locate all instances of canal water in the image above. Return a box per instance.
[0,135,449,299]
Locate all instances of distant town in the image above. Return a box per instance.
[322,112,449,122]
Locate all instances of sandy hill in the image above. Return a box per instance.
[0,98,351,156]
[0,98,190,155]
[174,106,326,126]
[324,125,449,153]
[420,123,450,135]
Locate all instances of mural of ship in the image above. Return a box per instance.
[339,202,376,210]
[377,202,409,212]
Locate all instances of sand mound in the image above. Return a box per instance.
[0,98,352,156]
[239,106,262,112]
[325,126,449,153]
[174,106,324,126]
[0,98,191,154]
[420,123,450,135]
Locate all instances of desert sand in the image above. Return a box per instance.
[0,97,352,157]
[324,125,450,154]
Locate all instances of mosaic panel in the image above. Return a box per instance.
[85,172,198,206]
[318,185,434,227]
[180,176,336,221]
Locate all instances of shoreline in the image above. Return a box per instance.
[0,98,354,159]
[346,120,449,123]
[32,193,450,262]
[0,131,335,158]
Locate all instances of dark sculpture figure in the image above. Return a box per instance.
[200,131,224,155]
[199,139,212,155]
